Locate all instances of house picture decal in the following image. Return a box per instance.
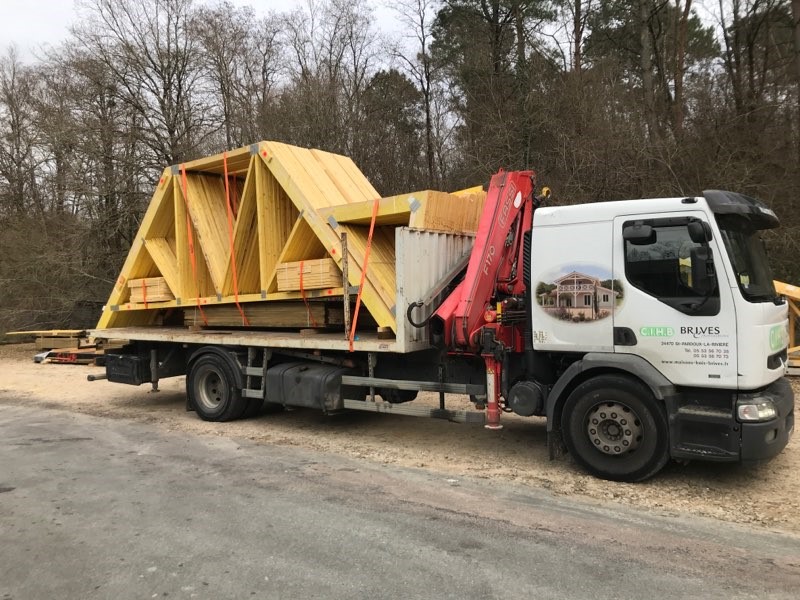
[536,270,623,322]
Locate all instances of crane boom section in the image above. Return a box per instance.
[433,170,535,349]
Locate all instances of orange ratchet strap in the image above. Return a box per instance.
[348,197,380,352]
[223,152,250,326]
[299,260,319,328]
[179,164,209,327]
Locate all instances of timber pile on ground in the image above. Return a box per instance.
[96,142,485,337]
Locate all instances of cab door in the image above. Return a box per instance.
[611,213,738,388]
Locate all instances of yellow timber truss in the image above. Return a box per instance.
[97,141,486,335]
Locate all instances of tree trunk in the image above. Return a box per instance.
[672,0,692,137]
[573,0,582,75]
[515,1,526,74]
[792,0,800,160]
[639,0,659,142]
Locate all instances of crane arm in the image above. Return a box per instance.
[431,170,536,350]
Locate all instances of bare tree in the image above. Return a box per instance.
[193,1,282,149]
[639,0,660,141]
[72,0,211,166]
[281,0,378,154]
[792,0,800,157]
[391,0,443,187]
[671,0,692,136]
[562,0,594,74]
[0,48,39,217]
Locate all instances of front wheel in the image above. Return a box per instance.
[562,375,669,482]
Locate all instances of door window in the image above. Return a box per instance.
[624,218,720,316]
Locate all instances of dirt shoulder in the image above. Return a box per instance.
[2,342,799,533]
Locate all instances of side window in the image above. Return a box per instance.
[624,218,720,316]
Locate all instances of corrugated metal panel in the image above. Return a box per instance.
[396,228,474,351]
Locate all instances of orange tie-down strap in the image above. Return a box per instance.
[179,164,208,327]
[349,198,380,352]
[299,261,319,328]
[223,151,249,326]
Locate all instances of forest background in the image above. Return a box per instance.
[0,0,798,332]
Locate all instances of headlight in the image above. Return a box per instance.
[737,400,777,422]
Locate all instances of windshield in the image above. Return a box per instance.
[715,214,777,302]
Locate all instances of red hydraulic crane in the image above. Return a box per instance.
[431,170,543,428]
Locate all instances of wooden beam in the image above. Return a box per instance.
[320,194,417,226]
[177,145,252,176]
[310,148,375,204]
[256,159,299,294]
[264,215,328,294]
[174,174,192,301]
[224,156,260,295]
[146,177,175,238]
[174,173,214,301]
[260,142,395,329]
[143,237,180,296]
[775,280,800,301]
[328,151,380,200]
[340,224,397,302]
[185,301,342,328]
[105,288,347,313]
[182,173,229,294]
[96,169,174,329]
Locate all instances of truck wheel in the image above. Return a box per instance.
[188,354,247,422]
[562,375,669,482]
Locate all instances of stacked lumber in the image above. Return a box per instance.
[5,329,88,351]
[96,141,486,336]
[277,258,341,292]
[320,189,486,233]
[183,301,376,329]
[35,336,82,351]
[128,277,175,303]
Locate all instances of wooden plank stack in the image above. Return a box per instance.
[35,335,82,351]
[128,277,175,303]
[95,141,486,336]
[277,258,341,292]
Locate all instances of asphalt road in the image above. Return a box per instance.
[1,404,799,600]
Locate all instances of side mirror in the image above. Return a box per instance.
[623,223,656,245]
[690,246,716,295]
[688,220,712,243]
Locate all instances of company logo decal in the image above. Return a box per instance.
[639,326,674,337]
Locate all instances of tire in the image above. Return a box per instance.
[187,354,247,422]
[561,374,669,482]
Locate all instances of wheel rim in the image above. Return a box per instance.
[196,368,227,411]
[585,401,643,455]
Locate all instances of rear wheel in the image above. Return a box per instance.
[562,375,669,482]
[188,354,247,422]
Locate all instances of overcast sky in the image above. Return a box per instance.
[0,0,76,58]
[0,0,401,62]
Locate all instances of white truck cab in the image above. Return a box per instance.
[530,190,793,478]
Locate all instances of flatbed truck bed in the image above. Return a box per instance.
[90,326,398,353]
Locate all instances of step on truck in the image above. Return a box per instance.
[90,141,794,482]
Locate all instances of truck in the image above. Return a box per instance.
[90,141,794,482]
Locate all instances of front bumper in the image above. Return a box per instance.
[668,377,794,462]
[739,377,795,461]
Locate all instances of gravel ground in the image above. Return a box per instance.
[1,342,799,533]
